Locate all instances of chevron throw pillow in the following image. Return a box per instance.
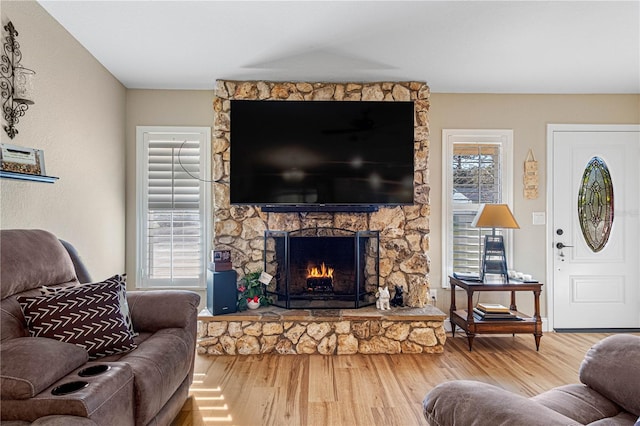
[40,274,136,336]
[18,279,137,359]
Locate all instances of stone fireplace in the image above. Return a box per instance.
[212,80,431,307]
[264,227,379,309]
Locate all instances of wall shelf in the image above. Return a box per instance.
[0,170,58,183]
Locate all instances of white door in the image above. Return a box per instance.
[549,125,640,329]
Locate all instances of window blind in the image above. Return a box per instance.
[452,143,503,274]
[453,144,501,204]
[138,130,209,286]
[442,130,513,287]
[147,140,201,210]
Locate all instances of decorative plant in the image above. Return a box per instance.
[237,270,270,311]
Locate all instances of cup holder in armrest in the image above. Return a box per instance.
[51,381,89,396]
[78,364,111,377]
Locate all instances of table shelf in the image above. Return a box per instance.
[453,309,534,323]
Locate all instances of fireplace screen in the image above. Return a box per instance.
[264,228,379,309]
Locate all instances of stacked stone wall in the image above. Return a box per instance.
[213,80,431,307]
[198,314,446,356]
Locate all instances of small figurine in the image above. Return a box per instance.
[390,285,404,307]
[376,286,391,310]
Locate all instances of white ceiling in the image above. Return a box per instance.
[38,1,640,94]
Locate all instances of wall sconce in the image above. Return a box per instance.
[1,21,36,139]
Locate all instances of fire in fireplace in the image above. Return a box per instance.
[306,262,334,292]
[263,227,379,309]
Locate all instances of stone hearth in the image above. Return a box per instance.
[197,305,446,356]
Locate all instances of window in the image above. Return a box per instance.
[442,130,513,287]
[136,127,211,288]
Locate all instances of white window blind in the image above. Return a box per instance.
[442,130,513,287]
[136,127,211,288]
[452,144,502,273]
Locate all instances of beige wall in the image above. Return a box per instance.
[428,94,640,315]
[0,1,126,280]
[124,90,639,317]
[124,89,213,301]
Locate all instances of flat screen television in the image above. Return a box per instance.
[230,100,415,211]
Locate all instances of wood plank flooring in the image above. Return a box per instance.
[172,332,624,426]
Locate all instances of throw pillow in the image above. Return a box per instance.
[39,274,136,336]
[19,279,137,360]
[40,282,80,295]
[0,337,89,399]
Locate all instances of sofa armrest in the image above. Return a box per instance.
[1,337,89,400]
[31,415,98,425]
[127,290,200,333]
[579,334,640,417]
[1,415,98,425]
[423,380,581,426]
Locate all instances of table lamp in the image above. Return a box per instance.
[472,204,520,282]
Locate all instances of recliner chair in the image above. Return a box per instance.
[423,334,640,425]
[1,229,200,425]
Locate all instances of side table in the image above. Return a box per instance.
[449,275,543,351]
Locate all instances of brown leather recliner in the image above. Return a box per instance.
[1,229,200,426]
[423,333,640,425]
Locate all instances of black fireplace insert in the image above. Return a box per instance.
[263,228,379,309]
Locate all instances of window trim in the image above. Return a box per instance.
[441,129,514,288]
[136,126,211,289]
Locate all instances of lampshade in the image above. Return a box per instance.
[472,204,520,229]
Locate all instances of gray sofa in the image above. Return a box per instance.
[0,229,200,425]
[423,333,640,425]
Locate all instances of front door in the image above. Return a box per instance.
[549,124,640,329]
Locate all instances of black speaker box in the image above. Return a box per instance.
[206,269,237,315]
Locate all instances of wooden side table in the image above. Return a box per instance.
[449,275,543,351]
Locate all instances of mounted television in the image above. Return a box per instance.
[230,100,415,212]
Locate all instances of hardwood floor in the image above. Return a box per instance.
[172,332,622,426]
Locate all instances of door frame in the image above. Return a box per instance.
[546,124,640,330]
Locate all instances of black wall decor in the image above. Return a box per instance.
[1,21,36,139]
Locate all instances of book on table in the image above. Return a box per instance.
[476,302,511,313]
[453,272,482,282]
[472,307,523,321]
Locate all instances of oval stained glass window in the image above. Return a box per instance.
[577,157,614,252]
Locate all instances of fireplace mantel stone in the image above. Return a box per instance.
[212,80,431,307]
